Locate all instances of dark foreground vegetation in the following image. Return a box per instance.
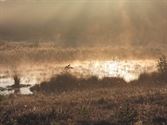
[0,56,167,125]
[30,73,126,94]
[1,86,167,125]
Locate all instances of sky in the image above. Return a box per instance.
[0,0,167,55]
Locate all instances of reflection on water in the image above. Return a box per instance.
[0,59,156,95]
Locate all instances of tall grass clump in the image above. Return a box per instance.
[13,74,21,87]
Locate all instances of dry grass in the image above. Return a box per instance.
[0,86,167,125]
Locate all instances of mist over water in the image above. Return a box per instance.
[0,0,167,57]
[0,0,166,94]
[0,58,156,94]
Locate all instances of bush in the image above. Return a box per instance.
[157,55,167,81]
[136,55,167,84]
[157,55,167,73]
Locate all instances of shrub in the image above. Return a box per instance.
[136,55,167,84]
[157,55,167,74]
[157,55,167,81]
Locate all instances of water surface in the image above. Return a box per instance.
[0,59,156,95]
